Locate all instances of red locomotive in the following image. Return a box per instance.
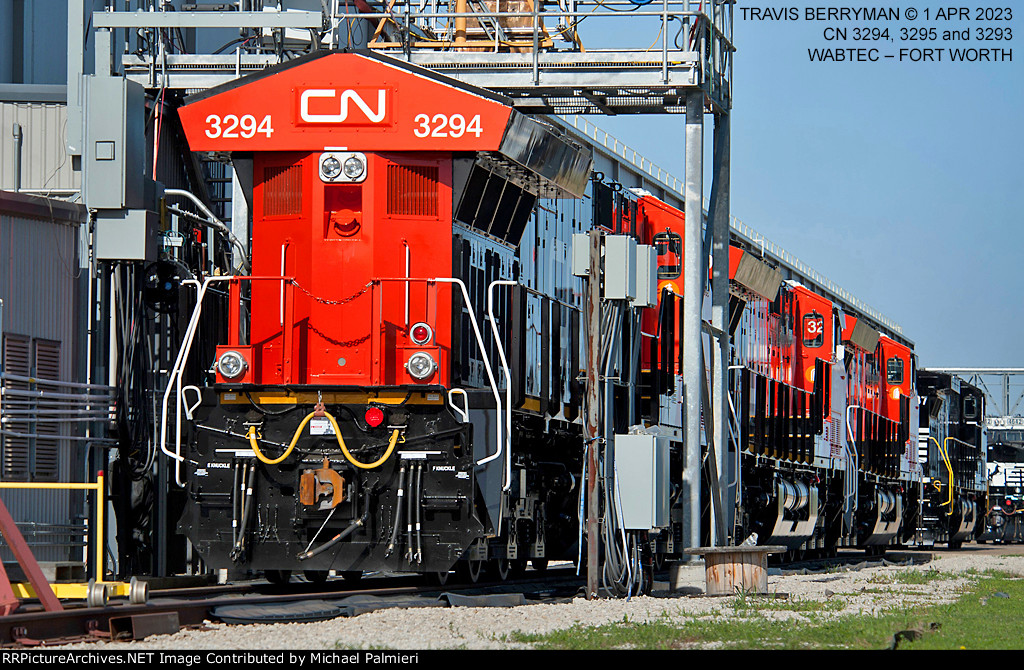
[163,50,976,586]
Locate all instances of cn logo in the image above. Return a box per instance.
[299,89,387,124]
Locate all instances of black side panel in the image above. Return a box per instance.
[728,295,746,336]
[452,238,465,387]
[661,293,676,395]
[593,181,614,230]
[550,302,562,412]
[566,309,580,422]
[510,285,528,409]
[740,368,751,452]
[540,297,550,416]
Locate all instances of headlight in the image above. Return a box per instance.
[406,352,437,380]
[218,350,248,380]
[319,151,367,183]
[343,155,365,179]
[321,155,342,180]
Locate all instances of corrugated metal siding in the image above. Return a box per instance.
[0,102,80,193]
[0,197,85,562]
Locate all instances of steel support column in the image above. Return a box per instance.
[710,112,732,543]
[585,230,602,599]
[682,93,704,553]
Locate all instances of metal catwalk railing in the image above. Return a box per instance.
[561,115,906,339]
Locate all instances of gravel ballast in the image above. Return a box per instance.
[55,553,1024,650]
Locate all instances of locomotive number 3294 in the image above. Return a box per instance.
[413,113,483,138]
[205,114,275,139]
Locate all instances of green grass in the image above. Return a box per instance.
[866,567,953,585]
[509,572,1024,650]
[731,591,847,614]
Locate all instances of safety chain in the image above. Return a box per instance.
[290,279,373,306]
[306,321,372,349]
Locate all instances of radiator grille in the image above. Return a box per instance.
[387,164,438,217]
[262,164,302,217]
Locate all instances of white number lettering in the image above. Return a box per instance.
[257,115,274,138]
[222,114,240,138]
[205,114,221,138]
[203,114,273,139]
[239,114,257,138]
[412,113,483,139]
[430,113,449,137]
[414,113,430,138]
[448,114,466,138]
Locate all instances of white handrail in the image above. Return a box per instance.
[487,280,518,494]
[845,404,865,514]
[159,277,233,486]
[428,278,504,471]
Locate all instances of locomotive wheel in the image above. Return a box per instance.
[432,570,452,586]
[531,557,549,573]
[341,571,363,583]
[492,558,511,581]
[304,570,330,585]
[459,557,484,583]
[265,569,292,585]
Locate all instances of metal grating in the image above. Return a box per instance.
[262,164,302,217]
[387,164,439,217]
[2,334,30,480]
[32,339,61,482]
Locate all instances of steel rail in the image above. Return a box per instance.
[0,568,581,645]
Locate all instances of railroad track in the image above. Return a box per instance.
[0,550,947,647]
[0,567,583,647]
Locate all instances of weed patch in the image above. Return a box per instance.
[510,573,1024,650]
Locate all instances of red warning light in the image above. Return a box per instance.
[365,406,385,428]
[410,322,432,345]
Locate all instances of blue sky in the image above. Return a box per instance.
[580,1,1022,368]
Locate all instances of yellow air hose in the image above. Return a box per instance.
[929,436,955,513]
[246,411,400,469]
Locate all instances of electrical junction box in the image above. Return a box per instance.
[613,433,670,530]
[95,209,158,261]
[84,75,145,210]
[571,233,590,277]
[603,235,637,300]
[632,244,657,308]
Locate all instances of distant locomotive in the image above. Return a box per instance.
[154,49,985,588]
[907,372,988,548]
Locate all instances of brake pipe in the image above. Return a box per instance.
[415,462,424,564]
[296,510,369,561]
[405,459,415,563]
[385,462,408,558]
[246,411,399,469]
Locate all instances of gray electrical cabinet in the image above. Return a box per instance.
[95,208,158,261]
[632,244,657,308]
[613,433,670,530]
[603,235,637,300]
[84,75,145,210]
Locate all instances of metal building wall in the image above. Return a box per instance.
[0,86,81,195]
[0,191,86,563]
